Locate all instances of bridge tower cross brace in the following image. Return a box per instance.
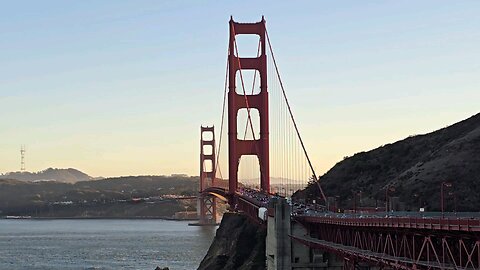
[199,126,217,224]
[228,17,269,196]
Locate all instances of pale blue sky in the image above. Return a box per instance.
[1,1,479,177]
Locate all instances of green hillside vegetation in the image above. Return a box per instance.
[0,175,199,218]
[300,113,480,212]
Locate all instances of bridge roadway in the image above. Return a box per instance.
[296,214,480,232]
[203,187,480,269]
[207,187,480,228]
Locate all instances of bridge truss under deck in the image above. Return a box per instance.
[295,216,480,269]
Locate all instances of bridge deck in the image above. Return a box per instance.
[297,215,480,232]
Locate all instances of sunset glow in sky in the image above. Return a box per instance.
[1,1,479,177]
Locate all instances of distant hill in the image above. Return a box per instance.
[299,113,480,212]
[0,168,93,183]
[0,175,198,217]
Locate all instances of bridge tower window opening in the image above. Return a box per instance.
[233,34,260,58]
[237,108,260,140]
[201,130,213,141]
[235,70,261,96]
[203,160,213,186]
[238,155,261,190]
[203,144,213,156]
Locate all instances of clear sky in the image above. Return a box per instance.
[1,1,479,177]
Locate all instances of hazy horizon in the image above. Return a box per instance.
[1,106,477,179]
[2,1,479,177]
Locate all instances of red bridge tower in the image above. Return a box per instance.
[198,126,217,224]
[228,17,270,196]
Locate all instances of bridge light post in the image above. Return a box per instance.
[413,193,419,211]
[352,191,356,213]
[441,182,452,218]
[352,190,361,214]
[385,185,395,214]
[334,195,340,213]
[357,191,362,210]
[448,191,457,214]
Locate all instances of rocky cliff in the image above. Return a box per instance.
[198,213,266,270]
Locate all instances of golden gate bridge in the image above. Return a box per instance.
[197,17,480,270]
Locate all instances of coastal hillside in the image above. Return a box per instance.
[0,175,198,217]
[300,112,480,212]
[0,168,93,183]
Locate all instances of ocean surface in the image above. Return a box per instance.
[0,219,216,270]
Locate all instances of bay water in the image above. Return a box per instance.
[0,219,216,270]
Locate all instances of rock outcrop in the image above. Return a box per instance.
[198,213,266,270]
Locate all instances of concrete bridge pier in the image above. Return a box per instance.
[267,198,378,270]
[267,197,292,270]
[290,222,343,270]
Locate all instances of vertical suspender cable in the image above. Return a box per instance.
[266,29,327,204]
[215,48,230,181]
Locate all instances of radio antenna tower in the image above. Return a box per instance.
[20,145,26,172]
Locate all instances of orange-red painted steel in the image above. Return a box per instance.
[199,126,217,224]
[228,17,270,197]
[199,17,480,270]
[295,215,480,269]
